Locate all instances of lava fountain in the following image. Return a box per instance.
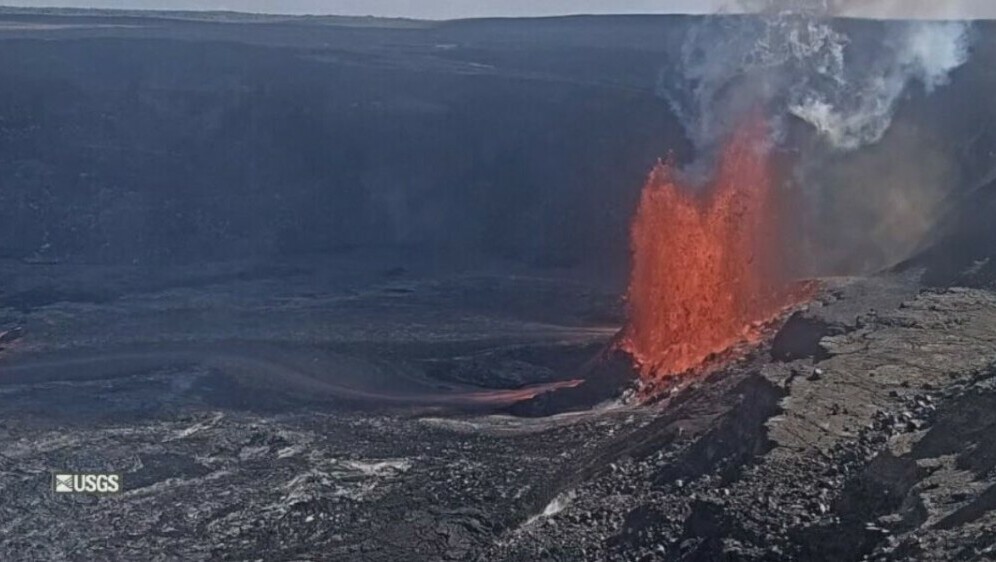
[619,117,814,384]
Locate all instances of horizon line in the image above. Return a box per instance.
[0,3,991,23]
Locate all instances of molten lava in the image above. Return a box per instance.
[620,118,810,383]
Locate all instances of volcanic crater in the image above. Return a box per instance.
[0,8,995,562]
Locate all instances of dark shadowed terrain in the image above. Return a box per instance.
[1,9,996,561]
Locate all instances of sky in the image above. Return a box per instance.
[0,0,721,18]
[2,0,994,20]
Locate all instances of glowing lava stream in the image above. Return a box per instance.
[619,117,813,384]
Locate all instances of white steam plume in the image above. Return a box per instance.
[787,21,971,149]
[723,0,992,20]
[660,2,973,152]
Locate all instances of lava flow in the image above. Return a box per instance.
[619,117,813,384]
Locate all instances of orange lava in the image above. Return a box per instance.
[619,117,812,383]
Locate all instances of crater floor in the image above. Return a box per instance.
[1,259,995,561]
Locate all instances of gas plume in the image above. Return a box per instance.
[661,1,972,153]
[656,0,973,275]
[727,0,991,21]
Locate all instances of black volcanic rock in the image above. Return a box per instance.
[770,312,844,362]
[505,348,637,417]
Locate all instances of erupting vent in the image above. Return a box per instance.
[619,118,813,383]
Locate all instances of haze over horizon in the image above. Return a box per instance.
[1,0,994,20]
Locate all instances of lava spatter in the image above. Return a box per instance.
[620,117,812,383]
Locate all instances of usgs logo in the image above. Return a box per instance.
[52,473,122,495]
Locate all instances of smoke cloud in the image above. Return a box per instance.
[830,0,991,20]
[794,119,963,275]
[787,20,970,149]
[658,1,976,276]
[661,1,973,152]
[725,0,994,20]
